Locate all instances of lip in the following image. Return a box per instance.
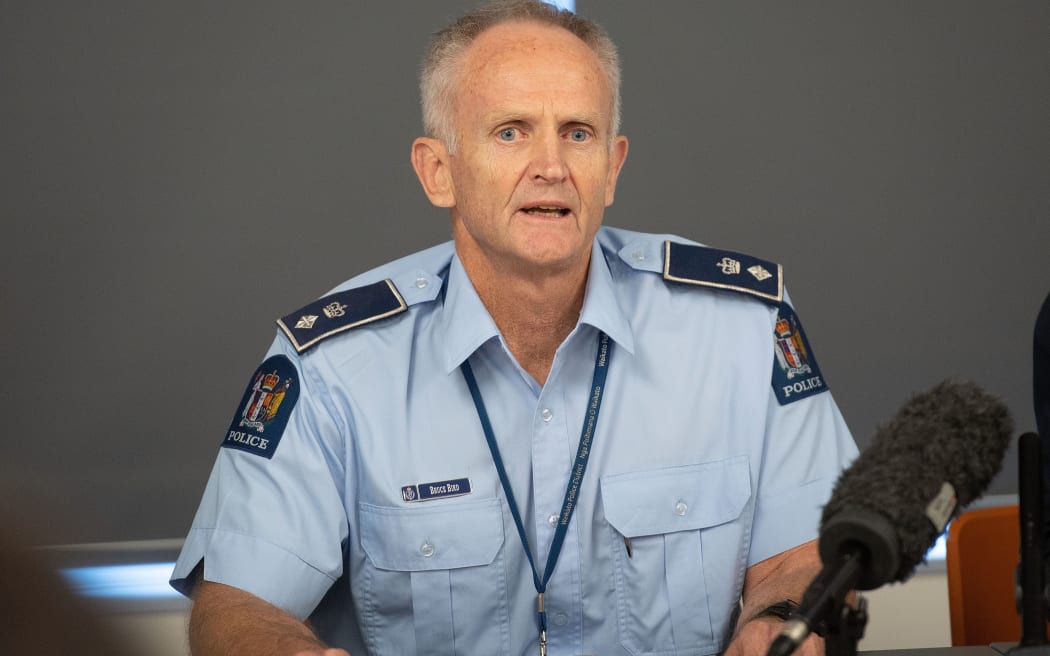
[515,209,573,223]
[522,199,569,209]
[516,201,573,220]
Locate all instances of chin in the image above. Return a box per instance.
[513,244,588,274]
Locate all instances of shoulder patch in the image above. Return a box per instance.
[223,355,299,458]
[277,279,407,353]
[662,241,783,303]
[771,304,828,405]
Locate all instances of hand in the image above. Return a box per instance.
[723,617,824,656]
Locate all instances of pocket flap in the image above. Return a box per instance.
[601,456,752,537]
[359,498,505,571]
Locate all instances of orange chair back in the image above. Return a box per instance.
[946,504,1021,646]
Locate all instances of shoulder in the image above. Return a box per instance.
[276,241,455,354]
[599,228,832,405]
[597,227,783,306]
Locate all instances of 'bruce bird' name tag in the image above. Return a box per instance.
[401,478,472,502]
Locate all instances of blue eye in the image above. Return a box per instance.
[569,129,589,142]
[498,127,518,141]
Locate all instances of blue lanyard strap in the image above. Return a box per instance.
[460,331,612,640]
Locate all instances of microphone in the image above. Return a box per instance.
[768,380,1013,656]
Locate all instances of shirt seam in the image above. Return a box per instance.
[193,526,339,584]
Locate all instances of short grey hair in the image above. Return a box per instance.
[420,0,622,152]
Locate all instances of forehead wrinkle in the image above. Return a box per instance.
[466,67,609,122]
[454,21,615,138]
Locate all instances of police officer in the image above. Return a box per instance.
[171,2,857,655]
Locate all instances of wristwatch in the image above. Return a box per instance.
[752,599,800,622]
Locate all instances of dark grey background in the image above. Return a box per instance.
[3,1,1048,546]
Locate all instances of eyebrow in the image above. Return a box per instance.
[482,109,607,130]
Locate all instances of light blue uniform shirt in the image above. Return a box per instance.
[172,226,857,656]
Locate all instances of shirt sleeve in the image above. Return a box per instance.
[170,335,349,619]
[747,299,859,566]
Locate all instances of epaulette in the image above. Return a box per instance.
[662,241,783,304]
[277,279,407,353]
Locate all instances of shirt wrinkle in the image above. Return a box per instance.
[170,226,858,655]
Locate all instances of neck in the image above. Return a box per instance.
[460,252,590,386]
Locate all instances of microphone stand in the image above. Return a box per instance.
[1004,432,1050,655]
[821,594,868,656]
[769,550,869,656]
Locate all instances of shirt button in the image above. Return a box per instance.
[415,276,428,289]
[420,541,435,557]
[548,513,559,528]
[541,408,554,423]
[675,500,689,516]
[632,250,646,261]
[553,611,569,626]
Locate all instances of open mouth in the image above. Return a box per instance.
[522,205,570,218]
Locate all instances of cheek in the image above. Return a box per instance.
[450,160,511,219]
[575,162,612,202]
[460,153,506,191]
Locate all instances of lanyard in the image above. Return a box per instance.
[460,331,611,656]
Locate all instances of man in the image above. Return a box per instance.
[171,1,857,655]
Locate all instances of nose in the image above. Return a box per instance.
[528,132,568,183]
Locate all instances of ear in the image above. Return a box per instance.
[603,135,629,206]
[411,137,455,208]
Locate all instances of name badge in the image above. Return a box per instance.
[401,478,472,502]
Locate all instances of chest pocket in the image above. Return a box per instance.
[359,498,510,655]
[601,457,753,656]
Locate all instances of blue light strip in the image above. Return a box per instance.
[55,541,943,604]
[61,562,181,599]
[545,0,574,11]
[54,493,977,603]
[926,533,947,562]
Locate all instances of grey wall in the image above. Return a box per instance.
[3,1,1048,545]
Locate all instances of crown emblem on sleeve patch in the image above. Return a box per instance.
[223,355,300,458]
[771,305,828,405]
[717,257,741,275]
[323,302,347,318]
[239,367,292,432]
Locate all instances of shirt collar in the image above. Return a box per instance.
[440,256,502,374]
[578,238,635,356]
[440,239,636,374]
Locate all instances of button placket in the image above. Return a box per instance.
[531,383,570,614]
